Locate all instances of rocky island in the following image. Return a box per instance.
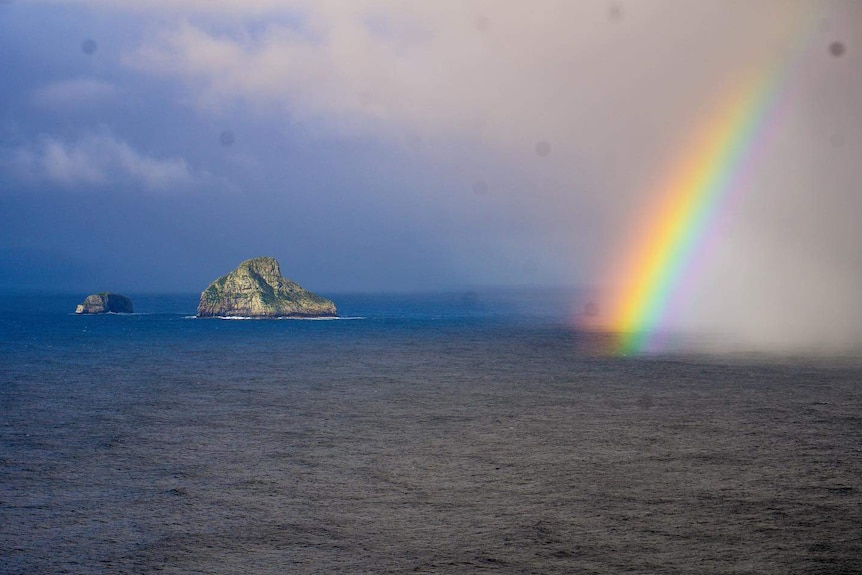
[75,293,134,314]
[197,257,337,318]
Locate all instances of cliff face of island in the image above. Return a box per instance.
[75,293,134,314]
[197,257,337,318]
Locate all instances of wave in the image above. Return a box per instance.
[71,311,137,316]
[183,315,367,321]
[71,312,189,316]
[283,316,366,321]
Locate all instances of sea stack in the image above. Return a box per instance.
[75,293,134,314]
[197,257,337,318]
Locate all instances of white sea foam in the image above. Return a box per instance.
[108,312,153,315]
[181,314,366,320]
[72,311,137,316]
[278,316,366,321]
[179,315,369,321]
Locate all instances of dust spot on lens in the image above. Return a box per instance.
[81,38,98,55]
[830,132,845,148]
[219,130,235,147]
[535,141,551,157]
[608,3,623,22]
[584,302,599,317]
[472,180,489,196]
[474,16,490,32]
[829,41,846,57]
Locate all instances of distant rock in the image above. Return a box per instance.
[75,293,134,314]
[197,257,337,318]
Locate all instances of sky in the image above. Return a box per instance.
[1,0,861,350]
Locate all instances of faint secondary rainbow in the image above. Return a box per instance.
[603,16,814,355]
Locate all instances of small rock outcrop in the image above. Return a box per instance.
[197,257,337,318]
[75,293,134,314]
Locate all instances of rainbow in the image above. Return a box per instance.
[602,17,815,355]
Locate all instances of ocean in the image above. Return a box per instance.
[1,291,860,574]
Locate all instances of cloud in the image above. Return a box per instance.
[121,3,797,236]
[124,3,798,139]
[3,133,193,192]
[7,137,107,186]
[30,78,118,110]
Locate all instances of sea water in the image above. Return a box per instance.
[1,291,860,574]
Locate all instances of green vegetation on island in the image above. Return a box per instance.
[196,257,337,318]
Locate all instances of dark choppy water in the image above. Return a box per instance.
[2,292,861,574]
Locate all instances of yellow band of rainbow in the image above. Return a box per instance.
[604,11,816,355]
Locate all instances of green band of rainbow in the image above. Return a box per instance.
[605,15,815,355]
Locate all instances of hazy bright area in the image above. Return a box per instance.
[0,0,860,352]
